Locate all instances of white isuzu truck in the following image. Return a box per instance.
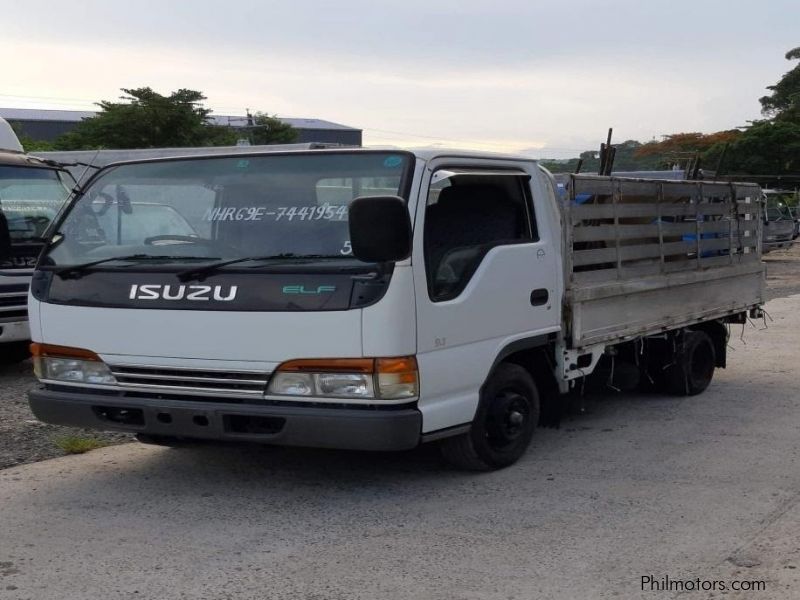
[14,149,764,469]
[0,118,73,361]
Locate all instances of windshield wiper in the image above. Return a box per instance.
[177,254,342,282]
[10,235,47,243]
[54,255,219,280]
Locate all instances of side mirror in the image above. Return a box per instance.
[0,211,11,262]
[348,196,412,263]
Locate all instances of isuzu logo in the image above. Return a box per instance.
[129,284,238,301]
[1,256,37,268]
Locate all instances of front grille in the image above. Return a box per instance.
[0,284,29,294]
[0,310,27,321]
[0,293,27,321]
[108,364,270,398]
[0,294,27,308]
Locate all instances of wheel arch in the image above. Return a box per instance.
[484,334,559,426]
[420,333,560,444]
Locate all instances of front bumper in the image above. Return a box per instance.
[29,386,422,451]
[0,320,30,344]
[763,239,793,253]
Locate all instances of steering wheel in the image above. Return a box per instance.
[143,235,241,255]
[90,192,116,216]
[144,235,208,246]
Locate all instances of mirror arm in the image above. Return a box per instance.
[376,261,392,276]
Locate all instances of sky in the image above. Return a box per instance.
[1,0,798,158]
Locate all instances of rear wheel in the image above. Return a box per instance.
[440,363,539,471]
[664,330,716,396]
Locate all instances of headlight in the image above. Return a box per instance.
[31,343,117,385]
[269,372,374,398]
[268,372,315,396]
[268,357,418,400]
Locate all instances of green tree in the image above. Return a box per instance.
[707,119,800,174]
[54,87,237,150]
[248,113,298,145]
[706,47,800,176]
[542,140,670,173]
[539,157,582,173]
[635,131,741,164]
[759,47,800,119]
[604,139,665,170]
[18,136,56,153]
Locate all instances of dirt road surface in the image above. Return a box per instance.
[1,290,799,599]
[765,243,800,300]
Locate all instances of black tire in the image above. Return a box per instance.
[0,341,31,364]
[440,363,540,471]
[664,330,716,396]
[135,433,189,447]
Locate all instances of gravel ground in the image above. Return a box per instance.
[764,243,800,300]
[0,358,130,469]
[1,243,797,470]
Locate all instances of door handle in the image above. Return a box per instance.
[530,288,549,306]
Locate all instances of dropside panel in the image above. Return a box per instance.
[562,176,764,348]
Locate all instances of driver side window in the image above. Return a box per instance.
[423,173,535,302]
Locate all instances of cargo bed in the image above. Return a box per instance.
[562,176,764,349]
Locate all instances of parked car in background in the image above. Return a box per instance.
[762,190,795,253]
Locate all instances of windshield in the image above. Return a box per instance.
[0,165,72,242]
[765,192,798,220]
[766,207,787,221]
[42,152,413,268]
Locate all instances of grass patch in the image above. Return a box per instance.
[53,435,107,455]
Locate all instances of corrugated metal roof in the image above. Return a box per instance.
[279,118,358,131]
[0,108,96,122]
[0,108,360,131]
[209,115,358,130]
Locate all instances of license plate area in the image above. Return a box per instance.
[223,414,286,435]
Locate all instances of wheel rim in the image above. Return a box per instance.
[485,389,530,451]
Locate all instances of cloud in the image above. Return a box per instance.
[2,1,798,156]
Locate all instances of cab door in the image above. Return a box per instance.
[413,162,561,433]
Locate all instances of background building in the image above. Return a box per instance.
[0,108,362,146]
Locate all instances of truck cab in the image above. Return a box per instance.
[0,118,74,361]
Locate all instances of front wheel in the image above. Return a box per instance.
[440,363,540,471]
